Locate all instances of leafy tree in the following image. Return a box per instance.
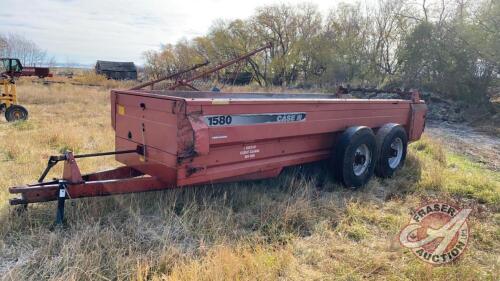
[142,0,499,104]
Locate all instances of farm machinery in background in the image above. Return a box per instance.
[0,58,29,122]
[7,42,427,226]
[131,43,272,91]
[21,66,53,78]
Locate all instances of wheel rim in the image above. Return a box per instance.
[388,137,403,169]
[8,108,27,121]
[353,144,371,176]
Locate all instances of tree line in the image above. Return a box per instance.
[143,0,499,103]
[0,34,54,67]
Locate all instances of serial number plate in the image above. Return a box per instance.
[204,112,306,127]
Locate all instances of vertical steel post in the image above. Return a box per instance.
[55,181,67,225]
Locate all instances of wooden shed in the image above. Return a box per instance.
[95,60,137,80]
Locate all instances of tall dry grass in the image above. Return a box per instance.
[72,71,137,89]
[17,72,137,90]
[0,84,498,280]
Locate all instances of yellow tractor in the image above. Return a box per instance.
[0,58,28,122]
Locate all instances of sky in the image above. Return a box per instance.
[1,0,345,66]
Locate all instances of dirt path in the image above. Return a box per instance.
[425,121,500,171]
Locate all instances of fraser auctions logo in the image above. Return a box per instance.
[399,202,472,265]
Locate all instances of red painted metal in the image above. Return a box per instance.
[9,89,427,206]
[21,67,53,78]
[130,61,209,90]
[129,44,271,92]
[109,89,426,188]
[167,43,271,91]
[9,153,168,205]
[9,177,167,204]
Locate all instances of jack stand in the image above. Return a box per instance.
[55,181,67,225]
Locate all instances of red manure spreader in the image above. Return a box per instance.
[8,46,427,224]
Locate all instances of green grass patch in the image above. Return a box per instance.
[410,138,500,204]
[443,154,500,204]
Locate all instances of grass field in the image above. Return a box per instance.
[0,82,499,280]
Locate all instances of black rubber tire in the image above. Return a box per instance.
[5,105,28,122]
[375,123,408,178]
[332,126,377,188]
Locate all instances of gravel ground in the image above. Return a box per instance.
[426,120,500,171]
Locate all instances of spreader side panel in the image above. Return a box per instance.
[176,100,412,185]
[200,101,411,145]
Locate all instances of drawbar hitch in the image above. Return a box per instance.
[15,147,144,226]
